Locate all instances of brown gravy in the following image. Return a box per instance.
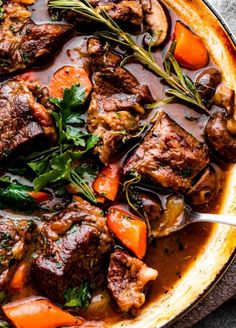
[0,0,231,326]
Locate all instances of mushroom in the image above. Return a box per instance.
[212,84,236,135]
[213,84,235,116]
[143,0,168,47]
[195,68,221,106]
[205,112,236,162]
[186,167,218,206]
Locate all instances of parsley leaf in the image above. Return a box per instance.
[64,283,91,308]
[9,84,99,204]
[49,83,86,144]
[0,178,38,211]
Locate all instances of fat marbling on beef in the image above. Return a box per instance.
[0,80,55,161]
[124,111,209,192]
[31,196,114,303]
[87,38,153,164]
[0,0,72,76]
[107,249,158,314]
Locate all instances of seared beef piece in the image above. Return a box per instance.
[31,197,114,303]
[0,80,56,161]
[124,112,209,192]
[65,0,144,28]
[0,1,72,76]
[107,249,157,314]
[0,219,33,289]
[87,38,122,69]
[205,112,236,162]
[88,67,153,164]
[87,39,153,164]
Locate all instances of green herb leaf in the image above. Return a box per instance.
[0,178,38,211]
[63,84,86,109]
[64,283,91,308]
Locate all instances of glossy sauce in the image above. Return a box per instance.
[0,0,231,326]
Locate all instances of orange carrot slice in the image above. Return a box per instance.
[49,66,92,99]
[28,191,50,204]
[3,297,83,328]
[107,207,147,259]
[10,262,30,290]
[93,164,120,201]
[173,21,209,70]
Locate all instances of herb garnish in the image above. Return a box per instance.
[48,0,210,115]
[0,177,38,211]
[64,283,91,308]
[26,84,99,203]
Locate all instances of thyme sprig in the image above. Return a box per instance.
[48,0,211,115]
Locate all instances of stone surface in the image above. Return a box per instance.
[209,0,236,34]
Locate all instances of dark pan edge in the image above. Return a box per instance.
[162,1,236,327]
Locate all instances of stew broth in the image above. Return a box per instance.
[0,0,233,327]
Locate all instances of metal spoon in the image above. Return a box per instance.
[154,205,236,237]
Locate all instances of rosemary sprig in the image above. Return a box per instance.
[48,0,211,115]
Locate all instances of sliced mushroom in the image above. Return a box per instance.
[186,167,218,206]
[143,0,168,47]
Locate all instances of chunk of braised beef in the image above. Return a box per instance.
[31,197,114,304]
[87,40,153,164]
[0,80,56,161]
[87,38,122,69]
[64,0,144,28]
[205,112,236,162]
[107,249,158,314]
[0,1,72,76]
[0,219,34,289]
[123,112,209,192]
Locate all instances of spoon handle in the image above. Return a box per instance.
[194,212,236,226]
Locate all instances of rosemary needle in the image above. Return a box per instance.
[48,0,211,115]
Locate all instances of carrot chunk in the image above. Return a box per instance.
[93,164,120,201]
[28,191,50,204]
[3,297,83,328]
[49,66,92,99]
[10,262,30,290]
[173,21,209,70]
[107,207,147,259]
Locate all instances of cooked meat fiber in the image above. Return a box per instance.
[31,197,114,303]
[205,112,236,162]
[124,112,209,192]
[0,219,33,289]
[65,0,144,28]
[0,80,55,161]
[87,39,153,164]
[0,1,72,76]
[107,249,158,314]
